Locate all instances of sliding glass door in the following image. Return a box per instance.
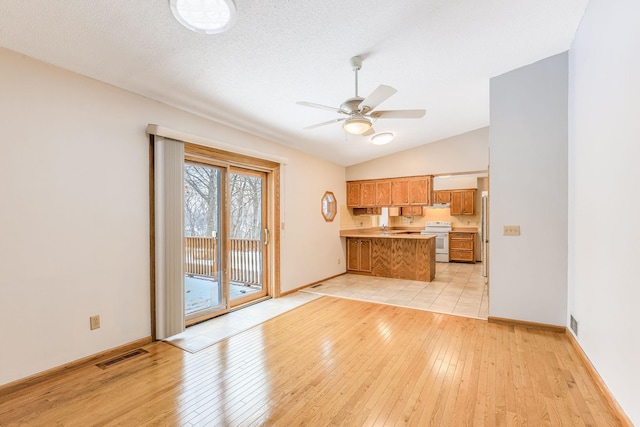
[184,163,226,322]
[229,167,268,307]
[183,162,269,324]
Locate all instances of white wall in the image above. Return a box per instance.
[345,127,489,181]
[568,0,640,423]
[0,47,345,386]
[489,52,568,326]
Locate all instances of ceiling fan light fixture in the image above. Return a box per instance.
[371,132,394,145]
[342,116,372,135]
[170,0,237,34]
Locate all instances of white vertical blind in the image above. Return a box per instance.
[154,136,185,339]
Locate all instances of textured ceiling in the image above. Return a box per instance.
[0,1,587,166]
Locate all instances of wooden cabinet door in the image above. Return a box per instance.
[409,176,432,205]
[359,239,372,272]
[347,238,360,270]
[347,182,361,207]
[391,179,409,206]
[450,191,463,215]
[360,182,376,207]
[434,191,451,204]
[346,238,372,272]
[401,206,424,216]
[375,180,392,206]
[462,190,476,215]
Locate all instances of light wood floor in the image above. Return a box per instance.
[0,297,621,426]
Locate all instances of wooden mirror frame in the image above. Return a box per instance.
[321,191,337,222]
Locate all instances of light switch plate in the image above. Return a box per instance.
[503,225,520,236]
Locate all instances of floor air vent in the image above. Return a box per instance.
[96,348,149,369]
[310,283,324,288]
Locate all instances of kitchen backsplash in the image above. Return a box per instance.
[389,207,480,229]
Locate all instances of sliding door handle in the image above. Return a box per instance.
[263,228,270,246]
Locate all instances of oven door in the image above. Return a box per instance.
[434,233,450,262]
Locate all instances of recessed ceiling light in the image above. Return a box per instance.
[371,132,394,145]
[170,0,237,34]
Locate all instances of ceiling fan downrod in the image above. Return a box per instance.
[351,56,362,97]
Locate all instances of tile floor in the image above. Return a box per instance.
[168,262,488,353]
[301,262,488,319]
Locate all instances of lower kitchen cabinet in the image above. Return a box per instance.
[449,232,475,263]
[346,238,372,272]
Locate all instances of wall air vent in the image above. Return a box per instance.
[570,315,578,336]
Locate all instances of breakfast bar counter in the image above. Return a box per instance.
[341,229,436,281]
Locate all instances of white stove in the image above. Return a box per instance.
[422,221,452,262]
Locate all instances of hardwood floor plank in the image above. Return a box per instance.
[0,297,623,427]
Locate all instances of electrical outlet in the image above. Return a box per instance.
[337,258,341,264]
[90,315,101,330]
[503,225,521,236]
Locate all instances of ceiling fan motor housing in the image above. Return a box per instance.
[340,97,365,114]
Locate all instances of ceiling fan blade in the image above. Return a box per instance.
[304,118,346,130]
[362,127,376,137]
[370,109,426,119]
[358,85,397,112]
[296,101,342,113]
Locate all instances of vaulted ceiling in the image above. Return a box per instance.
[0,1,587,166]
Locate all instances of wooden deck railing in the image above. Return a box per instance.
[229,238,262,286]
[185,237,262,286]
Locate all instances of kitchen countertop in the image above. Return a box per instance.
[451,227,479,233]
[340,229,435,240]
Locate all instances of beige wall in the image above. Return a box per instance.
[346,127,489,181]
[0,47,345,386]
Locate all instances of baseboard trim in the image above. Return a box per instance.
[279,272,346,297]
[487,316,566,333]
[0,336,153,397]
[565,331,633,427]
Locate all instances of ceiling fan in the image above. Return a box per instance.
[297,56,426,136]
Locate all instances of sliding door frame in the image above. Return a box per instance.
[184,143,281,301]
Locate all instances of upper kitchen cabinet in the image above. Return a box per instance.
[348,175,433,208]
[434,190,452,204]
[347,181,361,207]
[450,189,476,215]
[409,176,433,205]
[375,180,392,206]
[347,181,376,207]
[391,179,409,206]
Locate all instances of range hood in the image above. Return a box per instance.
[426,175,481,209]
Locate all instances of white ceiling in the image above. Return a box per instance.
[0,1,587,166]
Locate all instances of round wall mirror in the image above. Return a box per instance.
[321,191,337,222]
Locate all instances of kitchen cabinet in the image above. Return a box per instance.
[347,182,361,207]
[391,179,409,206]
[352,207,382,216]
[450,189,476,215]
[375,180,392,206]
[348,175,433,208]
[409,176,432,205]
[347,181,376,207]
[434,191,451,204]
[360,181,376,207]
[346,238,372,272]
[400,206,424,216]
[449,232,475,263]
